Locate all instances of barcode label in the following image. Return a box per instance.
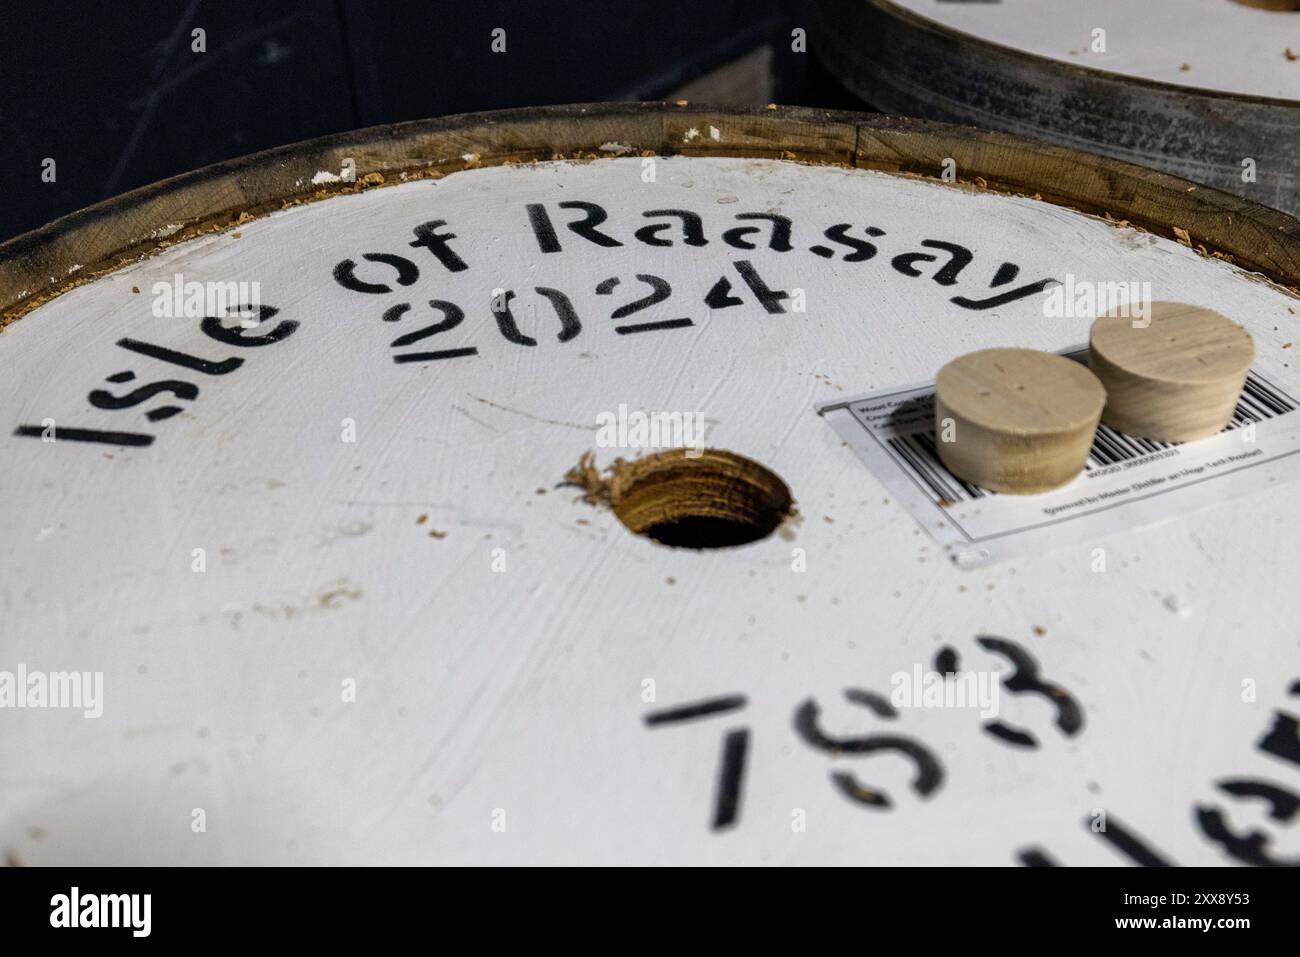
[887,369,1297,506]
[817,353,1300,567]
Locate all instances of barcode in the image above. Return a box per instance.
[886,369,1297,505]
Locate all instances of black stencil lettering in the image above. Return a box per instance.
[990,261,1020,287]
[712,728,749,830]
[386,301,479,361]
[491,288,581,345]
[644,695,750,833]
[976,635,1084,747]
[598,274,693,334]
[1218,779,1300,818]
[617,319,693,335]
[1088,815,1175,867]
[387,300,469,349]
[843,688,897,718]
[794,692,943,809]
[333,253,419,293]
[609,275,670,320]
[703,276,744,310]
[201,305,298,347]
[812,224,884,262]
[934,646,960,675]
[557,201,622,248]
[984,724,1038,749]
[1017,847,1060,867]
[13,425,154,446]
[89,377,198,423]
[117,338,243,376]
[534,287,582,342]
[891,240,973,286]
[951,277,1057,311]
[734,260,789,314]
[635,209,708,248]
[830,771,892,808]
[723,213,793,252]
[644,695,748,726]
[1258,710,1300,770]
[491,290,534,346]
[409,220,469,272]
[525,203,561,253]
[1196,779,1300,866]
[393,348,477,363]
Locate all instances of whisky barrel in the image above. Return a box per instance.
[2,104,1300,865]
[811,0,1300,216]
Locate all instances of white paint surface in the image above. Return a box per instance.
[894,0,1300,99]
[2,157,1300,865]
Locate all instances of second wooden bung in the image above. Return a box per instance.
[934,348,1106,494]
[1089,302,1254,443]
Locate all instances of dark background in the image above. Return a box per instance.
[0,0,863,243]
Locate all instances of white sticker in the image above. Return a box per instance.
[818,348,1300,568]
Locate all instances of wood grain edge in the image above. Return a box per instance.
[3,101,1299,329]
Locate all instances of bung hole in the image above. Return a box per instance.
[582,448,793,549]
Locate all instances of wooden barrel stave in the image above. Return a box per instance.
[811,0,1300,217]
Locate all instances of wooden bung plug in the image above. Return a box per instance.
[934,348,1106,494]
[1089,302,1254,442]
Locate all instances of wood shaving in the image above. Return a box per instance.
[562,450,617,506]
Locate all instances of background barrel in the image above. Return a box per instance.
[811,0,1300,216]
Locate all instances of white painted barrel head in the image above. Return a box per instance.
[3,106,1300,866]
[935,348,1106,494]
[1090,302,1256,442]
